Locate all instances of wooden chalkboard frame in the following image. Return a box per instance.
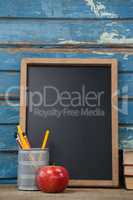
[20,58,118,187]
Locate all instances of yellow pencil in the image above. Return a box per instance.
[41,129,50,150]
[39,129,50,161]
[24,135,31,148]
[17,125,30,149]
[16,137,23,149]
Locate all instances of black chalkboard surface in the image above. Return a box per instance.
[20,58,118,187]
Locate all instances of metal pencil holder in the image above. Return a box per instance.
[17,148,49,191]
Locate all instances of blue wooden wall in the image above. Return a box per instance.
[0,0,133,183]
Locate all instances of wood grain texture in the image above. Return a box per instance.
[0,0,132,18]
[0,153,17,178]
[0,72,19,96]
[124,166,133,176]
[0,20,132,46]
[0,125,17,149]
[111,59,119,186]
[119,101,133,124]
[119,127,133,149]
[0,48,133,71]
[0,101,19,124]
[123,150,133,165]
[119,74,133,97]
[69,180,117,187]
[0,179,16,184]
[0,187,133,200]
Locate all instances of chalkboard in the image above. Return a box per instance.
[20,58,118,187]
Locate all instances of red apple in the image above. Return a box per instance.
[36,166,69,193]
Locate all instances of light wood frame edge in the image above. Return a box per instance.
[20,58,118,187]
[111,59,119,187]
[20,59,27,133]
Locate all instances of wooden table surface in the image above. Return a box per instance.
[0,186,133,200]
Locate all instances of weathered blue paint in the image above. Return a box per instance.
[119,73,133,97]
[0,102,19,123]
[0,48,132,72]
[119,101,133,124]
[0,0,132,18]
[0,153,17,178]
[0,20,132,45]
[0,72,19,95]
[0,179,16,184]
[119,127,133,149]
[0,125,17,149]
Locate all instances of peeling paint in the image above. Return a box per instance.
[126,29,130,32]
[99,32,133,44]
[58,40,89,44]
[122,140,133,148]
[84,0,118,17]
[126,127,133,131]
[123,54,129,60]
[35,11,41,15]
[92,51,114,56]
[99,31,120,43]
[41,0,46,11]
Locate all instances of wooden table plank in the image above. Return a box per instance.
[0,186,133,200]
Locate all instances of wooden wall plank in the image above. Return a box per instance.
[119,101,133,124]
[0,20,132,46]
[0,48,132,72]
[0,179,16,184]
[0,125,17,150]
[0,72,19,95]
[0,0,132,18]
[119,127,133,149]
[0,153,17,178]
[119,74,133,97]
[0,102,19,124]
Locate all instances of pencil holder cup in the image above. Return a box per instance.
[17,148,49,191]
